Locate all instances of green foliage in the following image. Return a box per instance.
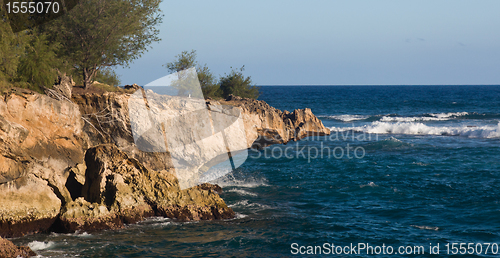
[16,31,60,92]
[165,50,221,99]
[95,68,121,87]
[197,64,221,99]
[219,66,259,99]
[165,50,260,99]
[165,50,197,73]
[0,18,26,88]
[46,0,163,89]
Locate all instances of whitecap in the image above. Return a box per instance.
[321,114,370,122]
[75,232,93,238]
[331,121,500,138]
[411,225,439,231]
[234,213,248,219]
[227,189,258,196]
[429,112,469,119]
[228,200,271,210]
[380,112,469,122]
[211,173,269,188]
[28,241,55,251]
[360,182,378,188]
[229,200,249,208]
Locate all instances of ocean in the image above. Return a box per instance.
[12,85,500,257]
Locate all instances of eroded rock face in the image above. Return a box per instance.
[0,90,86,237]
[215,95,330,148]
[0,237,36,258]
[0,89,328,237]
[72,93,174,172]
[57,145,233,232]
[74,92,330,169]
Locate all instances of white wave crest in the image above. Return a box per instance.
[211,173,269,188]
[227,189,258,196]
[228,200,272,210]
[430,112,469,119]
[322,114,370,122]
[28,241,55,251]
[380,112,469,122]
[330,121,500,138]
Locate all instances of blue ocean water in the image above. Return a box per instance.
[13,86,500,257]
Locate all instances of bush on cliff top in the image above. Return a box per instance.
[166,50,260,99]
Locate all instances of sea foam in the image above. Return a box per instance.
[320,114,371,122]
[28,241,55,251]
[330,121,500,138]
[380,112,469,122]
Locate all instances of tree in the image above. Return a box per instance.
[94,67,121,87]
[46,0,163,89]
[16,31,60,92]
[197,64,221,98]
[219,66,259,99]
[165,50,221,98]
[0,18,26,88]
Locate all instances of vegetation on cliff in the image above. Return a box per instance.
[0,0,162,92]
[166,50,260,99]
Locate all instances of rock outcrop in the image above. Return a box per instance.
[0,237,35,258]
[56,145,233,232]
[47,72,74,100]
[0,88,329,237]
[0,89,86,237]
[218,94,330,148]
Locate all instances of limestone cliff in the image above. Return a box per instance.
[0,89,329,238]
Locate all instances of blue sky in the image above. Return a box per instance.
[115,0,500,86]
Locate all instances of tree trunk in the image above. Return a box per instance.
[83,68,96,89]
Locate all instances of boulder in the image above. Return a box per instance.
[123,84,141,91]
[0,237,36,258]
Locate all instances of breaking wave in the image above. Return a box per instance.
[319,114,371,122]
[330,121,500,138]
[322,112,500,123]
[380,112,469,122]
[28,241,55,251]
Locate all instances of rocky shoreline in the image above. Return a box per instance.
[0,88,329,255]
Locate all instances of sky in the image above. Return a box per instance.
[114,0,500,86]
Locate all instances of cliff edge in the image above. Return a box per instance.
[0,89,330,239]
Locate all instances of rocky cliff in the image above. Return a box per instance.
[0,88,329,239]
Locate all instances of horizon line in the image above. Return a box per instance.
[256,84,500,86]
